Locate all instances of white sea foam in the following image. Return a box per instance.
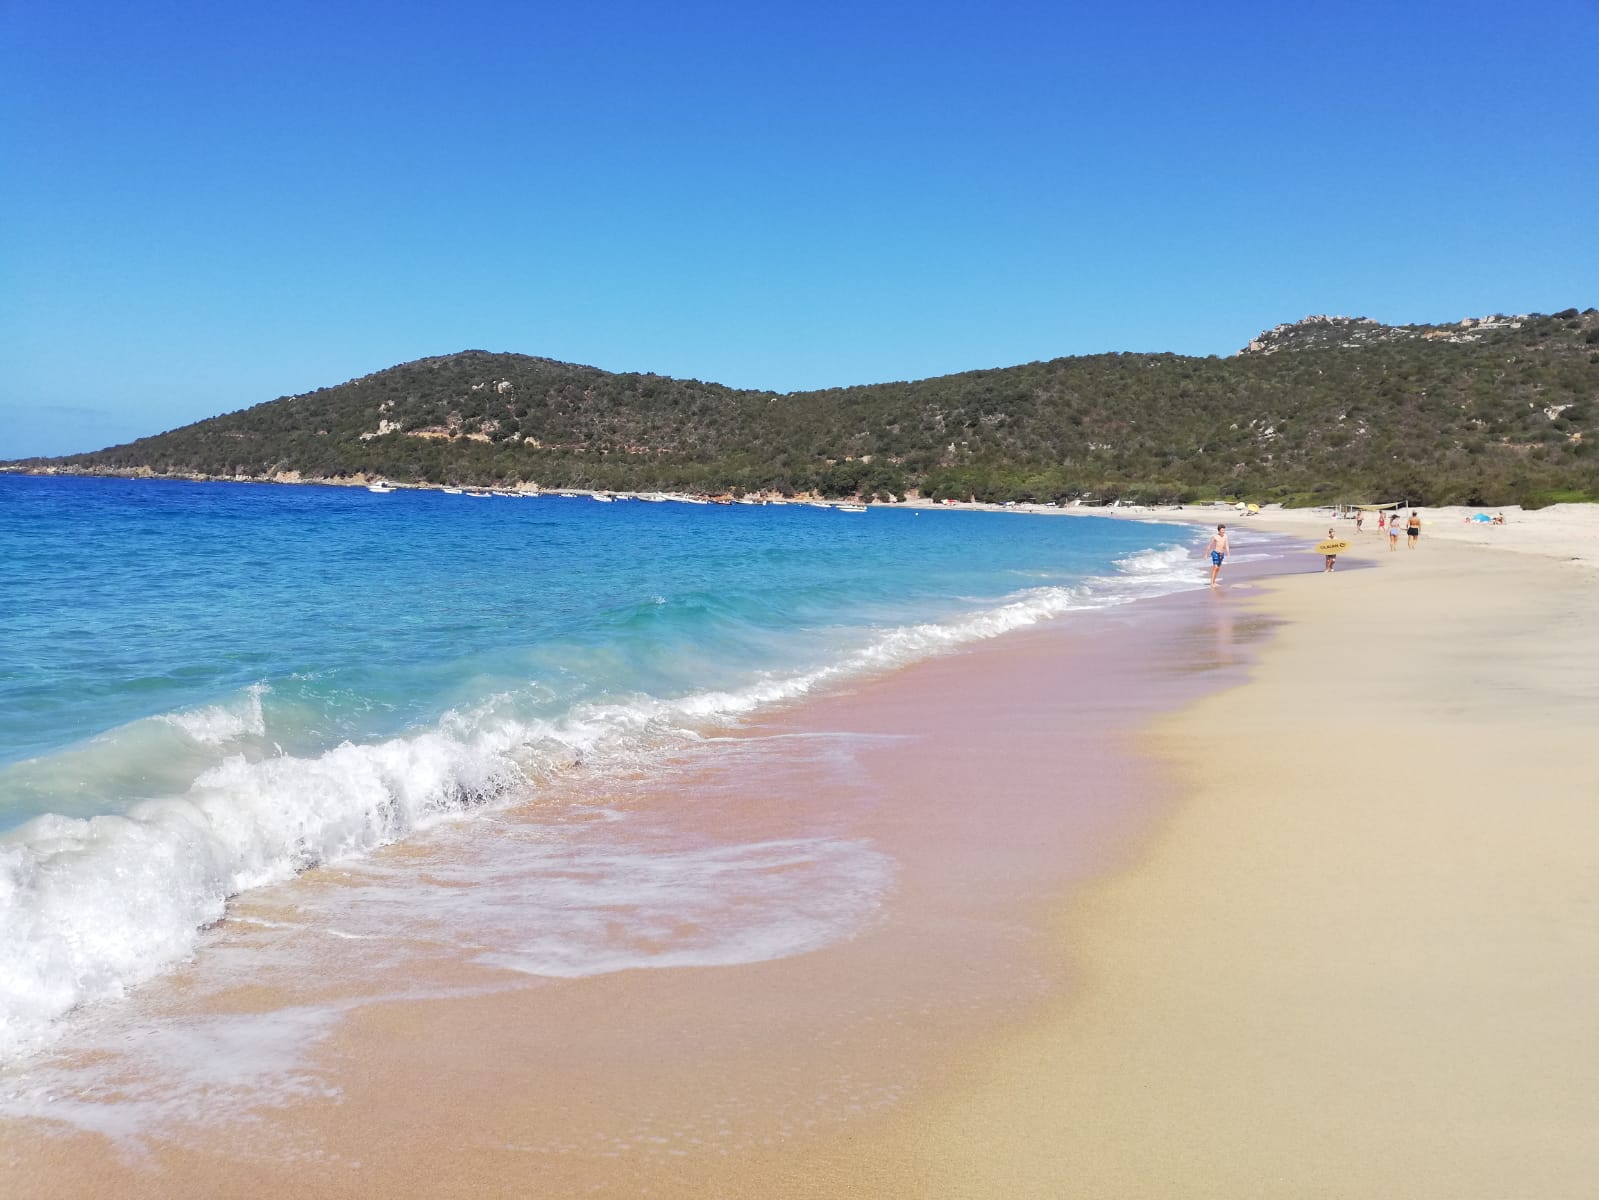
[284,832,894,981]
[0,735,524,1059]
[1112,544,1195,575]
[159,683,270,746]
[0,1002,348,1150]
[479,838,889,978]
[0,825,892,1141]
[0,544,1214,1062]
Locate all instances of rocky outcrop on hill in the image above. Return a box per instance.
[1237,312,1557,356]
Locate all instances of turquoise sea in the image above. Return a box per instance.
[0,473,1210,1059]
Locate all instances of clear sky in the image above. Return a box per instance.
[3,0,1595,458]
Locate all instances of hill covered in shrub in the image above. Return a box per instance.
[9,309,1597,507]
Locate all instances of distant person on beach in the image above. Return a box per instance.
[1324,527,1338,573]
[1355,510,1364,533]
[1388,518,1400,551]
[1406,510,1422,548]
[1208,524,1229,586]
[1492,512,1506,525]
[1377,512,1386,533]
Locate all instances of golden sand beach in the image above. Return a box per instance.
[5,512,1596,1198]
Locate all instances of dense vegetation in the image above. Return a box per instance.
[10,310,1598,507]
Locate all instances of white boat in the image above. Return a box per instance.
[807,501,833,509]
[836,503,868,513]
[639,492,668,502]
[366,481,395,493]
[441,486,463,495]
[591,493,614,502]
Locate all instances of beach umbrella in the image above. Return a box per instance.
[1471,512,1492,523]
[1246,503,1261,514]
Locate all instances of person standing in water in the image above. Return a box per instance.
[1208,524,1230,587]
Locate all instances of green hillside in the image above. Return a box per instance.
[9,309,1598,507]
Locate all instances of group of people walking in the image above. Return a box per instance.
[1339,508,1422,568]
[1371,509,1423,551]
[1206,507,1425,587]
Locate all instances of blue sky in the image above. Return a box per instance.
[3,0,1595,457]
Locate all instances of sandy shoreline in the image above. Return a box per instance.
[5,519,1597,1196]
[848,524,1599,1196]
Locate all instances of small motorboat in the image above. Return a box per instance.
[366,481,396,493]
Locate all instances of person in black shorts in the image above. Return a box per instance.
[1406,510,1421,548]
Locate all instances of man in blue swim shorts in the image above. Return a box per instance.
[1207,523,1230,587]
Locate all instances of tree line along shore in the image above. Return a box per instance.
[9,310,1597,509]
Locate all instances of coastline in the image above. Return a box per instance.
[6,521,1597,1196]
[2,550,1274,1195]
